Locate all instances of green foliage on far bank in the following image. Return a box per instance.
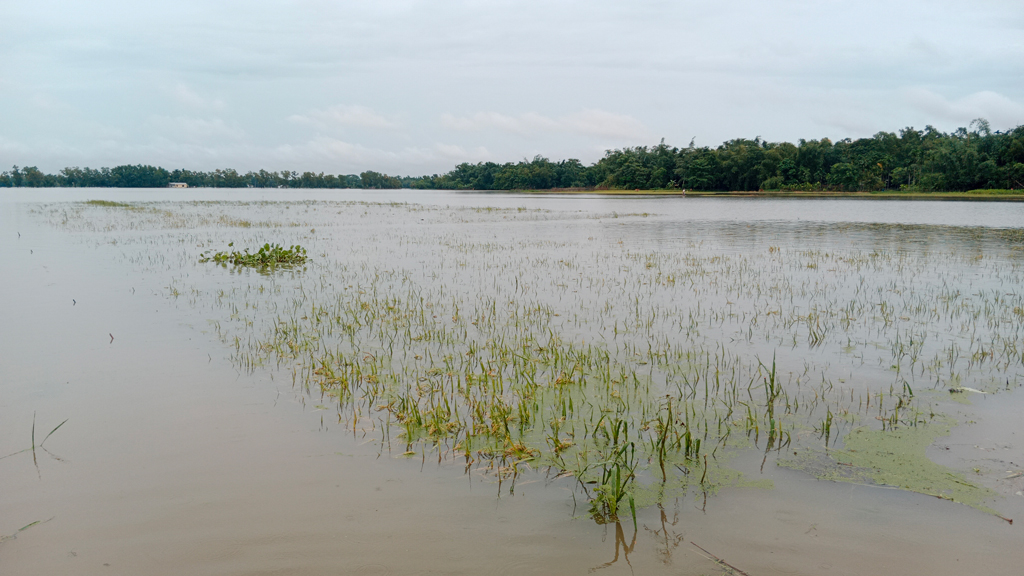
[964,189,1021,195]
[422,120,1024,192]
[0,165,410,190]
[4,119,1023,192]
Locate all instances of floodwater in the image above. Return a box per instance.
[2,189,1023,575]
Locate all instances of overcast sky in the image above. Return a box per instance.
[2,0,1022,175]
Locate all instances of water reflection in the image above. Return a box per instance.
[4,187,1024,228]
[591,521,636,572]
[643,503,685,565]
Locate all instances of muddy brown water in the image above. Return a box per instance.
[2,189,1023,575]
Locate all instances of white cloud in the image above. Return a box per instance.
[441,109,651,141]
[288,105,399,130]
[0,135,27,155]
[561,109,652,140]
[172,84,225,110]
[5,1,1024,172]
[29,93,71,112]
[904,88,1024,128]
[273,137,489,172]
[442,112,527,134]
[146,116,246,143]
[430,143,490,161]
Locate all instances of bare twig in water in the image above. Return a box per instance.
[691,542,751,576]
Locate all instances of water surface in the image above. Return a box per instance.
[2,189,1022,575]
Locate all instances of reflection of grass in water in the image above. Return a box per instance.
[779,417,1001,516]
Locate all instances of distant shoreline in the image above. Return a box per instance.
[518,189,1024,201]
[6,186,1024,202]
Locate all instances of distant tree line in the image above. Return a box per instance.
[0,166,408,189]
[3,120,1022,191]
[416,121,1024,192]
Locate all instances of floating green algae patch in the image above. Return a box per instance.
[632,451,774,511]
[779,417,998,513]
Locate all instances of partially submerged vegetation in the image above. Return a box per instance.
[42,199,1024,524]
[199,242,308,269]
[84,199,133,207]
[0,413,68,481]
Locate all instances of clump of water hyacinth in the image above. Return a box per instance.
[200,242,308,268]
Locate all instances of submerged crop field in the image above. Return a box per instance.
[13,194,1024,574]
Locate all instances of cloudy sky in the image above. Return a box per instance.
[2,0,1023,175]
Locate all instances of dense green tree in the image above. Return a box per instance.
[359,170,402,189]
[10,166,23,187]
[21,166,46,187]
[109,164,170,187]
[675,146,719,190]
